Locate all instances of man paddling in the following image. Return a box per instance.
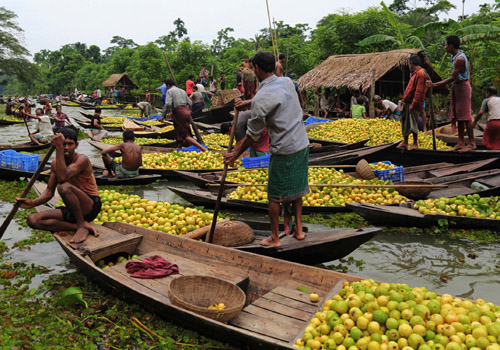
[224,51,309,247]
[102,130,142,178]
[430,35,475,152]
[164,79,207,151]
[25,108,54,145]
[15,128,101,243]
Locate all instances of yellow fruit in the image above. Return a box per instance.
[310,293,320,303]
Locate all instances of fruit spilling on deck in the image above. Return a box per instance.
[201,133,234,150]
[307,119,451,149]
[101,116,125,124]
[155,125,175,133]
[227,168,408,206]
[100,137,173,145]
[295,279,500,350]
[414,195,500,219]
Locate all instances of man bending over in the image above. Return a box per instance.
[102,130,142,178]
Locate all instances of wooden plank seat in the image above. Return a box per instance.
[103,250,250,302]
[57,224,143,262]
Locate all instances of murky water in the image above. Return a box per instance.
[2,105,500,304]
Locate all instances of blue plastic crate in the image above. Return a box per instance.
[11,154,23,171]
[1,151,18,169]
[22,154,39,172]
[177,145,207,152]
[304,116,330,126]
[369,161,404,183]
[242,154,270,169]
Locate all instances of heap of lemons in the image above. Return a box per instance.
[124,105,139,110]
[117,151,241,170]
[102,123,123,127]
[208,303,226,310]
[307,119,451,149]
[142,120,165,126]
[87,189,220,235]
[414,195,500,219]
[0,115,23,122]
[156,125,175,133]
[227,167,408,206]
[294,279,500,350]
[101,116,125,124]
[371,162,398,171]
[100,137,173,146]
[202,133,234,150]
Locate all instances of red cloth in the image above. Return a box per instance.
[450,80,473,132]
[186,80,195,95]
[243,81,256,100]
[403,66,427,111]
[253,129,269,153]
[483,120,500,150]
[172,105,194,147]
[125,255,179,279]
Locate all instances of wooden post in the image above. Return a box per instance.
[266,0,277,58]
[273,18,279,58]
[314,93,319,117]
[162,52,177,86]
[285,37,290,76]
[369,69,376,118]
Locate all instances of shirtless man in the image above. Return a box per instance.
[274,54,285,77]
[15,128,101,243]
[102,130,142,178]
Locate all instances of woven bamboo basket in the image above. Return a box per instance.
[356,159,375,180]
[220,90,242,104]
[168,275,246,323]
[395,181,435,200]
[211,220,255,247]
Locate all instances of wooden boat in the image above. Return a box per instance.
[192,101,234,124]
[168,186,350,214]
[0,117,24,126]
[308,142,398,166]
[347,202,500,230]
[425,124,484,147]
[0,141,50,152]
[122,119,147,132]
[73,118,124,132]
[59,101,82,108]
[34,208,378,350]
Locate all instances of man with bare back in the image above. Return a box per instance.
[101,130,142,178]
[15,128,101,243]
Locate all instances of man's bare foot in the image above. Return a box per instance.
[396,142,408,149]
[259,236,281,247]
[70,222,99,243]
[103,170,115,178]
[408,144,419,151]
[293,231,306,240]
[458,144,476,153]
[452,143,465,151]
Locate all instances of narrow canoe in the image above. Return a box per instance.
[425,124,484,147]
[74,118,124,132]
[192,101,234,124]
[347,202,500,230]
[0,118,25,126]
[0,141,51,152]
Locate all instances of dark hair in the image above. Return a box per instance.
[165,79,176,86]
[163,80,168,84]
[202,64,206,67]
[252,51,276,73]
[446,35,460,49]
[59,127,77,142]
[123,130,135,141]
[244,55,249,59]
[132,103,138,107]
[279,54,285,60]
[220,122,231,135]
[409,54,421,66]
[188,75,194,80]
[487,86,498,95]
[356,97,365,105]
[193,85,198,90]
[36,108,43,114]
[95,107,101,113]
[209,76,213,79]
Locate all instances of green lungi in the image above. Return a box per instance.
[267,147,309,203]
[401,103,419,137]
[250,149,270,157]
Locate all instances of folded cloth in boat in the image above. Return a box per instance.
[125,255,179,279]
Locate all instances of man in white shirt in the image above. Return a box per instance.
[96,88,102,105]
[374,95,401,119]
[26,108,54,145]
[473,86,500,150]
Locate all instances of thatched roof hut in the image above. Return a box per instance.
[102,73,139,90]
[297,49,445,96]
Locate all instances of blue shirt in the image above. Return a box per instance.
[247,75,309,155]
[451,51,469,82]
[157,83,167,96]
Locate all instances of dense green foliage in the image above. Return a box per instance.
[3,2,500,106]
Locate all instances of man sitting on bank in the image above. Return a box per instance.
[15,128,102,243]
[102,130,142,178]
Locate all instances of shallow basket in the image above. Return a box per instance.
[356,159,375,180]
[396,181,435,200]
[168,275,246,323]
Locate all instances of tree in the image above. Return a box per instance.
[0,6,31,77]
[109,36,137,49]
[172,18,188,40]
[211,27,235,55]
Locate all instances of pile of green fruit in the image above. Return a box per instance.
[118,151,241,170]
[101,116,125,124]
[102,123,123,127]
[227,168,408,206]
[414,195,500,219]
[0,115,23,123]
[156,125,175,133]
[202,133,234,150]
[100,137,173,146]
[294,279,500,350]
[96,254,138,269]
[307,119,451,149]
[371,162,398,171]
[142,120,165,126]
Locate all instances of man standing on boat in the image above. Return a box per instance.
[133,101,152,119]
[398,54,427,150]
[102,130,142,178]
[224,51,309,247]
[164,79,207,152]
[15,128,101,244]
[429,35,475,152]
[473,86,500,150]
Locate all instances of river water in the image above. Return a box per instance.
[1,105,500,304]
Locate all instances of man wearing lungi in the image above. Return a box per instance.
[164,79,207,151]
[473,86,500,150]
[430,35,475,152]
[224,51,309,247]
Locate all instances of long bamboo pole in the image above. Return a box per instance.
[273,18,280,58]
[265,0,277,58]
[162,52,177,86]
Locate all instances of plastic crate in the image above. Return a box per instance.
[369,161,404,183]
[22,154,39,172]
[1,151,18,169]
[304,116,330,126]
[242,154,270,169]
[177,145,207,152]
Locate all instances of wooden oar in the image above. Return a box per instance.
[429,87,437,151]
[208,183,448,189]
[0,145,55,240]
[206,108,239,244]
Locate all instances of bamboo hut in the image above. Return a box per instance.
[102,73,139,92]
[297,49,445,97]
